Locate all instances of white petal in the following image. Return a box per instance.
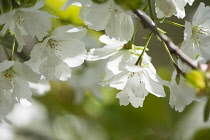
[106,51,131,74]
[0,60,14,72]
[143,73,166,97]
[99,35,127,45]
[126,74,144,98]
[51,25,87,40]
[13,77,32,103]
[87,44,119,60]
[0,90,15,117]
[82,2,111,31]
[174,0,186,18]
[128,92,145,108]
[155,0,176,18]
[0,75,13,90]
[13,61,41,83]
[192,3,210,26]
[116,88,130,106]
[15,27,26,52]
[145,69,169,86]
[39,58,57,80]
[55,62,71,81]
[104,71,128,90]
[57,40,87,67]
[21,11,53,41]
[119,15,134,41]
[169,75,196,112]
[106,13,134,41]
[0,10,16,35]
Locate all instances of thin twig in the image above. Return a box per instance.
[133,10,198,69]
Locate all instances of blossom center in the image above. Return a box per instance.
[192,26,210,43]
[16,12,28,25]
[128,72,142,80]
[3,71,15,82]
[47,39,61,51]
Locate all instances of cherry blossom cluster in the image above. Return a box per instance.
[0,0,210,117]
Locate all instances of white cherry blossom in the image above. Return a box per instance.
[181,2,210,60]
[0,60,41,117]
[169,57,206,112]
[88,35,167,107]
[169,72,196,112]
[26,25,87,81]
[0,0,54,52]
[102,50,167,108]
[62,0,134,41]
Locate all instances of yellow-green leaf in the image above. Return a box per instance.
[186,70,206,89]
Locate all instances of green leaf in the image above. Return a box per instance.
[114,0,145,10]
[186,70,206,90]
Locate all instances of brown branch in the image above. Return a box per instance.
[133,10,198,69]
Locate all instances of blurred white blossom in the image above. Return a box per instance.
[0,101,54,140]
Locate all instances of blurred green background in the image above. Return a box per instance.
[1,0,210,140]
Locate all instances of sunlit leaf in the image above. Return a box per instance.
[186,70,206,90]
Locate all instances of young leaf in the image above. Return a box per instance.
[186,70,206,90]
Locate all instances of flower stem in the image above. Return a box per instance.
[163,20,185,28]
[131,21,141,44]
[135,32,153,66]
[9,35,16,60]
[161,41,184,75]
[133,10,198,69]
[125,21,141,49]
